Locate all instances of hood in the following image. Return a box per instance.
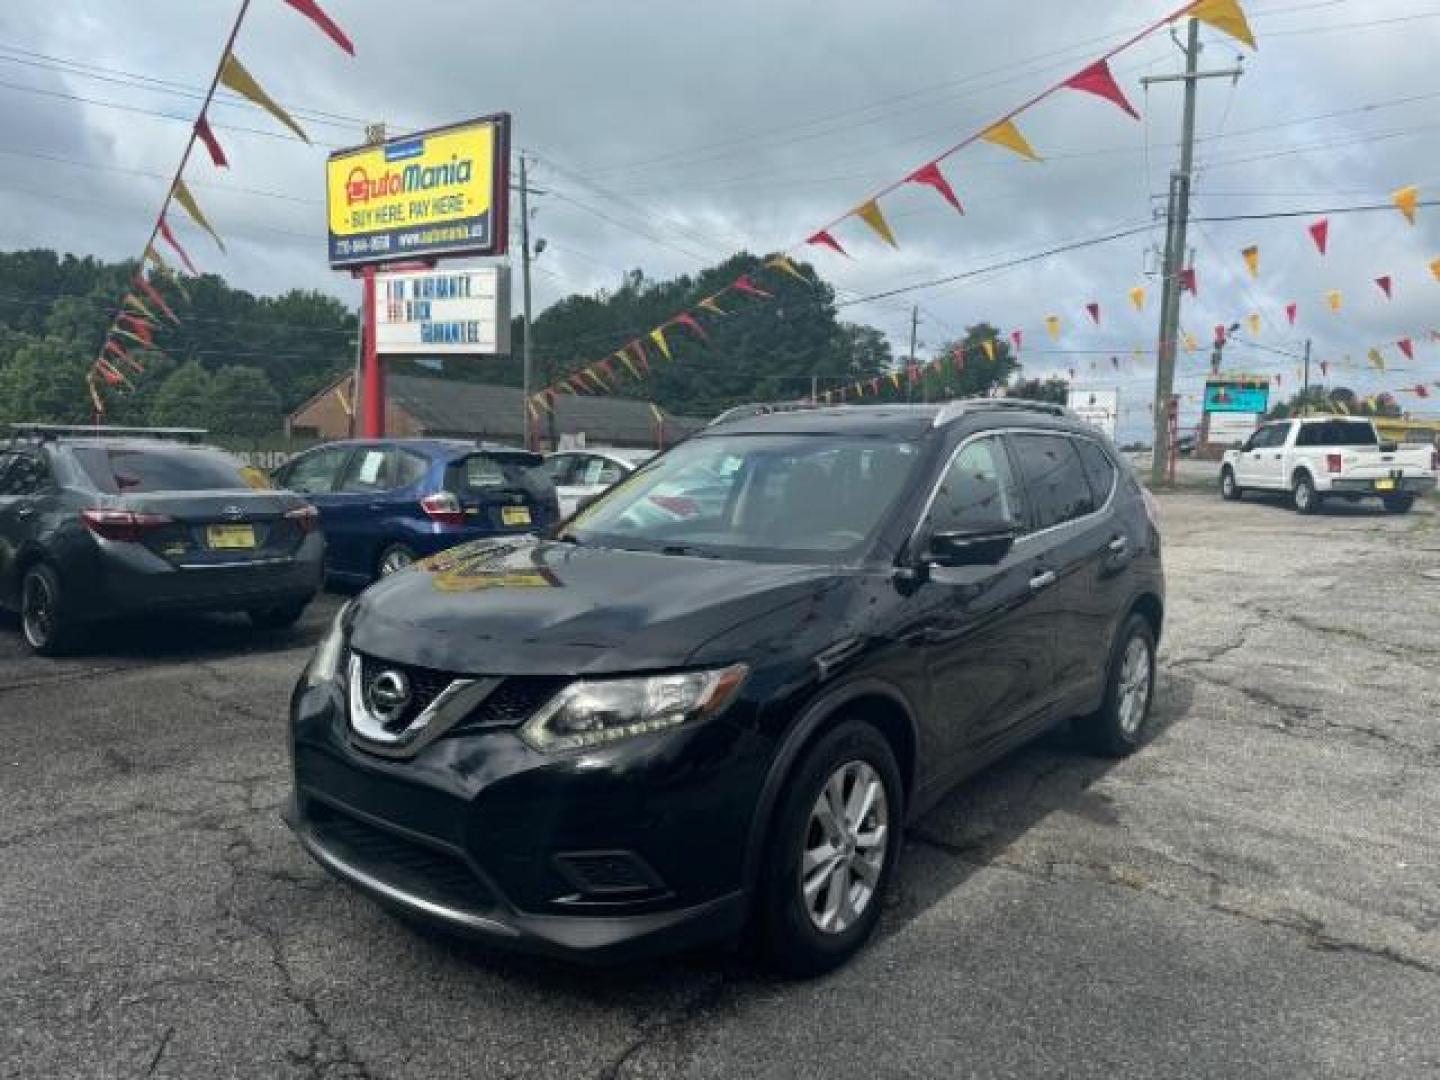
[348,537,844,675]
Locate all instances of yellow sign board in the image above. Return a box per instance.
[325,114,510,267]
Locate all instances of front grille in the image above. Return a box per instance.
[356,653,454,731]
[309,802,493,914]
[455,676,567,733]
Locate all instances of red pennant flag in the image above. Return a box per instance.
[1308,218,1329,255]
[905,161,963,213]
[1061,58,1139,119]
[1416,384,1431,398]
[1085,302,1101,325]
[282,0,355,54]
[1179,267,1197,295]
[195,116,228,167]
[103,338,128,362]
[1274,373,1283,386]
[95,359,126,386]
[116,314,153,345]
[672,312,709,341]
[952,346,966,373]
[805,230,848,257]
[1320,361,1329,376]
[135,274,181,324]
[731,274,773,298]
[157,216,198,275]
[1285,302,1297,325]
[629,339,650,374]
[1375,275,1393,299]
[1398,337,1414,360]
[1010,329,1022,353]
[869,377,881,395]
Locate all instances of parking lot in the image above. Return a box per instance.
[2,486,1438,1079]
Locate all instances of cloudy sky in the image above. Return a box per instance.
[2,0,1437,436]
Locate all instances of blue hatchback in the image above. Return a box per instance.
[273,439,559,583]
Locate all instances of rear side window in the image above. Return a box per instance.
[339,448,392,493]
[71,445,265,494]
[282,447,351,494]
[1009,433,1095,531]
[1073,438,1117,503]
[1295,421,1378,447]
[395,449,429,488]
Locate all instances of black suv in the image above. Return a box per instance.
[0,425,324,654]
[285,401,1163,974]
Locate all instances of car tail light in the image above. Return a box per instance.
[81,508,172,542]
[1326,453,1343,474]
[420,492,466,526]
[284,504,320,534]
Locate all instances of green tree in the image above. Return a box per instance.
[207,365,282,442]
[1266,385,1401,419]
[148,362,214,428]
[1009,376,1069,404]
[922,323,1020,401]
[0,337,93,424]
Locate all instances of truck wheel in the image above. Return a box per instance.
[1292,472,1320,515]
[1382,494,1415,514]
[1220,468,1243,501]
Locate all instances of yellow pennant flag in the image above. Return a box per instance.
[696,295,728,316]
[1183,331,1198,353]
[649,326,673,361]
[172,180,225,252]
[1392,185,1419,224]
[1333,394,1349,415]
[220,54,310,143]
[1186,0,1257,50]
[1132,346,1145,363]
[1044,314,1061,341]
[854,199,898,248]
[1241,245,1259,278]
[1430,256,1440,281]
[889,371,903,390]
[981,339,996,363]
[764,254,809,283]
[1326,289,1342,312]
[616,349,640,379]
[1367,347,1386,372]
[1128,286,1146,311]
[1246,312,1261,335]
[981,119,1040,162]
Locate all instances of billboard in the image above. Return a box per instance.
[1207,412,1261,445]
[1066,387,1119,439]
[326,114,510,268]
[1203,379,1270,413]
[374,267,511,355]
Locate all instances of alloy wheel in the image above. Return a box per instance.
[379,548,414,576]
[21,573,54,649]
[1116,635,1153,737]
[800,759,889,935]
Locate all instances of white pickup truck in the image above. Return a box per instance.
[1220,416,1438,514]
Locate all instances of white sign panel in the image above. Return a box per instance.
[1067,387,1119,439]
[1207,411,1260,446]
[374,266,511,355]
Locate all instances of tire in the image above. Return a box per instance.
[1382,494,1415,514]
[1292,472,1320,515]
[1220,467,1243,501]
[756,719,903,978]
[248,599,309,630]
[1075,613,1157,757]
[19,563,78,656]
[375,543,416,579]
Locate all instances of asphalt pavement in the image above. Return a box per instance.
[2,487,1438,1079]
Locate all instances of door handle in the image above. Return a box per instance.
[1029,570,1057,592]
[1107,535,1129,555]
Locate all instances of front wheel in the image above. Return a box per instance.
[1292,473,1320,515]
[1382,494,1415,514]
[1220,467,1243,501]
[1076,613,1157,757]
[756,719,903,978]
[20,564,78,656]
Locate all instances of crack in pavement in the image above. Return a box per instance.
[596,972,729,1080]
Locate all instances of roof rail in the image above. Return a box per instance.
[931,398,1069,426]
[8,423,209,444]
[706,401,820,428]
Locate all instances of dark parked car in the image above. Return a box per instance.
[0,425,323,655]
[272,439,559,583]
[285,401,1164,974]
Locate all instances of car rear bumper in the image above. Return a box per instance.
[1327,476,1437,495]
[97,533,324,616]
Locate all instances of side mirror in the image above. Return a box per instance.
[925,527,1017,568]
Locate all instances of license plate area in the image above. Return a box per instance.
[207,524,257,549]
[1374,478,1397,492]
[501,506,531,526]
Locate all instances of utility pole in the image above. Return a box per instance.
[1300,338,1312,415]
[1143,19,1243,486]
[518,153,535,450]
[908,305,920,403]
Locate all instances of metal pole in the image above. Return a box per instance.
[360,264,383,437]
[519,154,535,450]
[811,374,818,403]
[1301,338,1312,415]
[1151,17,1201,487]
[908,305,919,403]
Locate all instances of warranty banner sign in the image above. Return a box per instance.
[326,114,510,268]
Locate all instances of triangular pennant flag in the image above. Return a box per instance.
[981,119,1040,162]
[135,273,181,324]
[1375,275,1392,299]
[116,315,153,345]
[1246,312,1261,336]
[220,54,310,143]
[649,326,673,361]
[282,0,355,54]
[87,374,105,415]
[1398,337,1414,360]
[981,339,996,363]
[1392,185,1419,225]
[1416,384,1431,398]
[1367,347,1385,372]
[1010,329,1022,353]
[889,371,903,390]
[1085,302,1101,325]
[1186,0,1257,49]
[1044,315,1061,341]
[1285,302,1297,325]
[696,295,728,317]
[173,180,225,252]
[1128,286,1146,312]
[952,346,966,373]
[1179,266,1197,294]
[1326,289,1342,312]
[195,115,228,168]
[672,312,709,341]
[615,349,640,379]
[1241,245,1259,278]
[144,246,189,301]
[731,274,773,298]
[1320,361,1329,377]
[854,199,898,248]
[1062,59,1139,119]
[764,254,810,283]
[629,339,651,373]
[905,161,963,213]
[1308,218,1329,254]
[95,359,126,387]
[122,294,161,324]
[805,230,848,257]
[1183,331,1198,353]
[157,216,199,275]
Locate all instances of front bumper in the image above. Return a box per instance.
[284,677,765,963]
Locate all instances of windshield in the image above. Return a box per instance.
[565,433,922,562]
[72,445,271,493]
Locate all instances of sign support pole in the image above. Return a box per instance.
[361,264,384,437]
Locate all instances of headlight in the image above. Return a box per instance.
[520,664,748,752]
[305,602,352,688]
